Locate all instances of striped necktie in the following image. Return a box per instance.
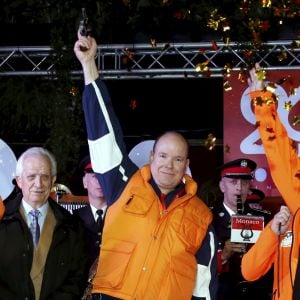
[29,209,40,247]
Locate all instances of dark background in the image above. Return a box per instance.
[3,73,224,196]
[1,1,298,204]
[71,77,224,195]
[106,78,223,140]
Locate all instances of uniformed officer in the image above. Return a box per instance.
[213,158,273,300]
[73,155,107,270]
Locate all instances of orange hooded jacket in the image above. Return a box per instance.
[241,90,300,300]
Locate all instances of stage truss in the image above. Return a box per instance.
[0,40,299,79]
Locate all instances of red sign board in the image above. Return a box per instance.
[231,215,264,244]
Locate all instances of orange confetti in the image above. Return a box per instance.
[129,99,137,110]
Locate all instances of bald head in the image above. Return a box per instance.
[150,131,190,195]
[153,131,189,158]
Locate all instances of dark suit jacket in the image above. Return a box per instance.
[0,194,88,300]
[73,205,102,269]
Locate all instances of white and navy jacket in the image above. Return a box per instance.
[82,78,218,300]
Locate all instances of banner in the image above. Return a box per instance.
[224,70,300,196]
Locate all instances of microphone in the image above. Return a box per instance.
[277,222,282,298]
[236,195,244,215]
[278,222,282,236]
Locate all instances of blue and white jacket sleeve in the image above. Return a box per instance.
[192,224,218,300]
[82,78,138,205]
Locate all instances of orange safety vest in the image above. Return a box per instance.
[92,165,212,300]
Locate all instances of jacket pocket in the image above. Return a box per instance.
[95,239,136,289]
[122,193,154,216]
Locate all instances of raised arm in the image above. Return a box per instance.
[74,33,137,204]
[74,31,99,85]
[248,64,300,214]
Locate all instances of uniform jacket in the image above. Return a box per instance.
[0,194,88,300]
[213,203,273,300]
[249,90,300,299]
[73,205,102,269]
[82,78,218,300]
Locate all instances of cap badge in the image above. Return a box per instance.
[241,160,248,168]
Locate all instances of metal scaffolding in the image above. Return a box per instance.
[0,40,299,79]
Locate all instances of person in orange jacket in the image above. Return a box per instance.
[241,63,300,300]
[74,32,218,300]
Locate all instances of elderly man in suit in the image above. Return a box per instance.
[0,147,88,300]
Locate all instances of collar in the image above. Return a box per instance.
[90,204,107,221]
[22,199,48,216]
[149,177,185,208]
[22,199,49,228]
[223,203,235,216]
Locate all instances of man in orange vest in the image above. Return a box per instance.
[74,32,218,300]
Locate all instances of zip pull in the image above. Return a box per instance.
[126,195,134,205]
